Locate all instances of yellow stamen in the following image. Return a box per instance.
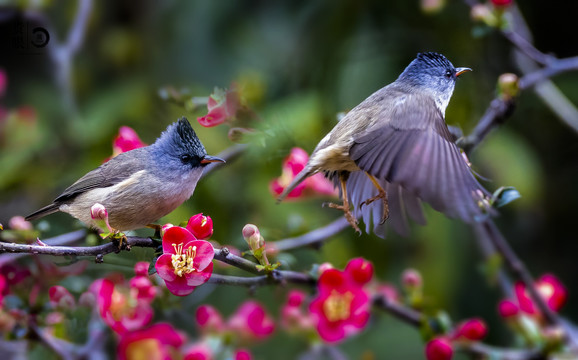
[171,243,197,277]
[323,290,354,322]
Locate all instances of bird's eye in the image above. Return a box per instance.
[180,154,191,163]
[445,69,453,78]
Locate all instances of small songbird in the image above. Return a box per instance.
[278,52,491,237]
[25,117,224,231]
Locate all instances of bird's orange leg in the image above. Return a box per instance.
[360,173,389,224]
[323,173,360,233]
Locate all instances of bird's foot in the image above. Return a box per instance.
[323,202,361,234]
[108,231,128,250]
[360,190,389,224]
[146,223,163,239]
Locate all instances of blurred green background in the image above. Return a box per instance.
[1,0,578,358]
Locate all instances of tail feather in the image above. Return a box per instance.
[276,168,316,203]
[25,203,60,221]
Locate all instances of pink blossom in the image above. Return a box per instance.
[186,213,214,240]
[8,216,32,231]
[91,278,153,335]
[49,285,76,309]
[425,337,453,360]
[309,267,371,343]
[281,290,314,332]
[117,323,185,360]
[497,299,519,318]
[345,258,374,286]
[234,349,253,360]
[270,147,337,199]
[514,273,567,315]
[453,318,487,341]
[155,227,214,296]
[134,262,150,277]
[228,300,275,341]
[0,69,7,97]
[401,268,423,289]
[195,304,225,333]
[183,342,213,360]
[197,86,241,127]
[113,126,146,156]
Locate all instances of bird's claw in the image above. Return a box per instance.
[359,191,389,225]
[323,201,361,233]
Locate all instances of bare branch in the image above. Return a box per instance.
[271,217,350,252]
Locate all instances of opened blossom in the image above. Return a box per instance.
[155,226,214,296]
[309,259,373,343]
[228,300,275,342]
[117,323,185,360]
[270,147,337,199]
[112,126,146,157]
[197,86,241,127]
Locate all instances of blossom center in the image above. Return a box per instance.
[171,243,197,277]
[323,290,353,322]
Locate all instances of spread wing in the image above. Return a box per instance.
[54,149,148,203]
[348,94,490,225]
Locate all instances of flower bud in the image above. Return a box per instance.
[195,304,225,334]
[161,223,174,237]
[317,262,334,276]
[345,257,374,286]
[242,224,263,251]
[425,337,453,360]
[49,285,76,310]
[455,318,487,341]
[498,299,519,318]
[234,349,253,360]
[470,4,497,26]
[287,290,306,307]
[401,268,423,290]
[8,216,32,231]
[491,0,513,8]
[134,262,149,277]
[186,213,213,240]
[497,73,519,100]
[90,203,108,220]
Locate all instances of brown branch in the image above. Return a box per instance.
[271,217,350,252]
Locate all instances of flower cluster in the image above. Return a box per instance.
[425,319,488,360]
[187,300,275,359]
[270,147,337,200]
[309,258,373,343]
[155,214,215,296]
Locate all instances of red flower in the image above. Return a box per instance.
[453,318,487,341]
[117,323,185,360]
[491,0,512,7]
[514,273,567,315]
[195,304,225,333]
[91,278,154,335]
[309,267,371,343]
[270,147,337,200]
[228,300,275,341]
[186,213,214,240]
[112,126,146,156]
[155,226,214,296]
[234,349,253,360]
[197,86,241,127]
[425,337,453,360]
[497,299,519,318]
[345,258,374,286]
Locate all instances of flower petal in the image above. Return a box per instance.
[155,254,177,282]
[165,276,195,297]
[162,227,196,253]
[189,240,215,271]
[186,263,213,287]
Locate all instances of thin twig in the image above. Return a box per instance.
[208,271,314,287]
[271,217,350,252]
[372,294,423,327]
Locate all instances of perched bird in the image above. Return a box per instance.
[26,117,224,231]
[278,52,491,237]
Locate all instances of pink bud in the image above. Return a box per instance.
[491,0,512,8]
[454,318,487,341]
[425,337,453,360]
[161,223,174,237]
[345,257,374,285]
[242,224,263,251]
[186,213,214,240]
[134,262,149,277]
[90,203,108,220]
[234,349,253,360]
[498,300,519,318]
[317,262,334,276]
[401,268,423,289]
[287,290,306,307]
[8,216,32,231]
[49,285,76,309]
[195,305,224,333]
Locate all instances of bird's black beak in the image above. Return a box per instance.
[455,67,472,77]
[201,155,226,164]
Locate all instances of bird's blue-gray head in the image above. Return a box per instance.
[397,52,471,114]
[152,117,224,173]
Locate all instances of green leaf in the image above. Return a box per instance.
[491,186,522,208]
